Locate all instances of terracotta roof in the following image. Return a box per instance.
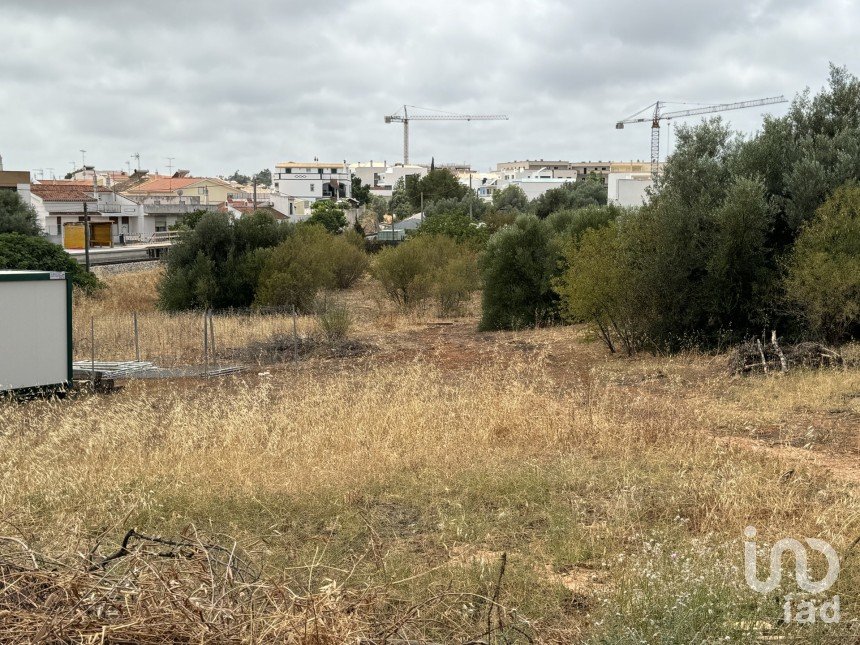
[30,184,98,202]
[125,177,202,193]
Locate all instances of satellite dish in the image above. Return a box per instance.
[177,189,184,196]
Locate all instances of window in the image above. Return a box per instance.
[318,168,324,174]
[284,168,292,174]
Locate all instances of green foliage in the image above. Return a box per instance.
[389,178,414,220]
[170,208,211,232]
[492,184,529,212]
[316,304,352,342]
[531,175,608,219]
[328,234,370,289]
[479,215,561,331]
[544,204,624,240]
[0,191,41,236]
[227,170,251,185]
[784,184,860,343]
[0,232,101,292]
[373,235,479,315]
[480,208,518,233]
[254,168,272,187]
[415,212,489,248]
[255,225,370,311]
[350,176,371,205]
[555,222,639,354]
[158,211,289,310]
[255,226,334,312]
[548,65,860,351]
[306,200,348,233]
[368,195,388,221]
[413,169,469,210]
[422,194,487,220]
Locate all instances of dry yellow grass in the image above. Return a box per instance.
[1,270,857,642]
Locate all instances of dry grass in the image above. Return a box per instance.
[1,270,857,642]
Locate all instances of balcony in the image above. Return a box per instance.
[143,204,220,215]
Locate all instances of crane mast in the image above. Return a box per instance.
[616,95,787,182]
[384,105,509,165]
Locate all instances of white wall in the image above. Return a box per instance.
[607,172,652,207]
[0,276,69,390]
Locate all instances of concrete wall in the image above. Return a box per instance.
[607,172,652,207]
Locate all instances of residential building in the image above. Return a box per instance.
[271,161,351,220]
[123,174,237,206]
[0,170,30,192]
[606,163,654,207]
[24,181,142,245]
[496,160,573,181]
[503,168,575,201]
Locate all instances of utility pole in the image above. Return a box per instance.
[252,177,258,211]
[83,201,91,273]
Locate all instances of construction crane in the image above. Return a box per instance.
[616,96,787,182]
[384,105,508,165]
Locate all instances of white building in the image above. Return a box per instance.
[23,181,144,245]
[496,167,576,201]
[271,161,351,221]
[350,161,427,198]
[607,163,654,207]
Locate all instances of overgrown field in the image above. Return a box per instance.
[0,270,857,643]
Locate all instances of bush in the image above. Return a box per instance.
[255,225,334,312]
[327,234,370,289]
[0,191,41,236]
[555,222,639,354]
[0,232,101,292]
[530,175,607,219]
[414,212,488,248]
[479,215,561,331]
[373,235,479,315]
[784,184,860,343]
[306,201,348,233]
[316,304,352,342]
[158,211,289,310]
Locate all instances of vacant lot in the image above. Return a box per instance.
[0,269,857,643]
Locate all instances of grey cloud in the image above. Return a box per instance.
[0,0,857,176]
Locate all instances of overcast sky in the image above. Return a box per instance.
[1,0,858,178]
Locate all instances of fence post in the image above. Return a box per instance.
[203,309,209,377]
[133,311,140,362]
[292,305,298,362]
[90,316,96,387]
[209,311,216,358]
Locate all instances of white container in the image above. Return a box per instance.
[0,270,73,391]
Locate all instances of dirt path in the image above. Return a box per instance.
[722,435,860,485]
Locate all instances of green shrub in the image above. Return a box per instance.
[0,232,101,292]
[373,235,478,314]
[0,191,41,236]
[479,215,561,331]
[327,235,370,289]
[784,184,860,343]
[255,225,334,312]
[306,200,347,233]
[554,222,639,354]
[414,211,488,248]
[316,304,352,342]
[158,210,289,310]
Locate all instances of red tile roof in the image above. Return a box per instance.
[30,184,99,202]
[125,177,202,193]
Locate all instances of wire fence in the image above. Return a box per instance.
[73,306,318,369]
